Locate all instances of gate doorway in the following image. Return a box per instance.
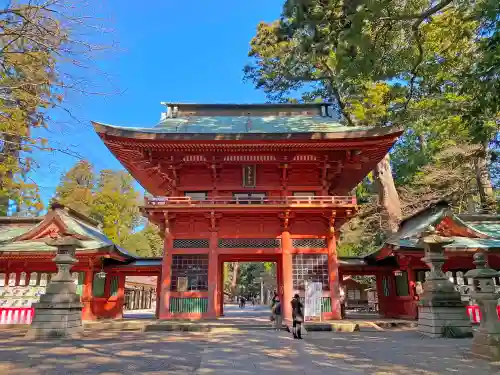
[123,275,158,319]
[218,254,282,319]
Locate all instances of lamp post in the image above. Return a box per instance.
[26,236,83,339]
[465,252,500,360]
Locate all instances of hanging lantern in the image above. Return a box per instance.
[97,258,106,279]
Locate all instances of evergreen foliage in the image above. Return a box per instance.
[0,0,111,216]
[54,161,163,257]
[246,0,500,255]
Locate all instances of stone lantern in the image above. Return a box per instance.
[26,236,84,339]
[465,252,500,360]
[417,226,472,337]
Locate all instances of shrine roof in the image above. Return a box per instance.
[395,237,500,250]
[0,203,135,260]
[457,214,500,239]
[369,201,500,260]
[93,120,401,141]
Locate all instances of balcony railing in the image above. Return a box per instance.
[145,196,357,207]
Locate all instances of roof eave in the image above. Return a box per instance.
[92,121,404,141]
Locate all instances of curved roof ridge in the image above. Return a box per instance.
[92,120,403,140]
[450,214,499,239]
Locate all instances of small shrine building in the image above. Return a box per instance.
[0,203,139,321]
[351,200,500,320]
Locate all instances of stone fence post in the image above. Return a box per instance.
[465,252,500,361]
[26,237,84,339]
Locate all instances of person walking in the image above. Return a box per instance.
[271,297,282,331]
[271,290,278,308]
[290,294,304,339]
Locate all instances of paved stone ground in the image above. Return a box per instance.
[0,327,499,375]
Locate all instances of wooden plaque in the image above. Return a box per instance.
[242,165,256,187]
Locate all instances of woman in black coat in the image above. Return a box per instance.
[290,294,304,339]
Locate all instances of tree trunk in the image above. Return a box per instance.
[418,134,426,153]
[231,262,240,296]
[474,142,496,214]
[373,153,402,234]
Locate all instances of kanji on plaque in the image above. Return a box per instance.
[242,165,256,187]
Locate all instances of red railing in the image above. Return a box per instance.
[0,307,34,324]
[466,305,500,323]
[145,195,357,206]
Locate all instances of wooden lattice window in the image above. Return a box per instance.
[347,289,361,300]
[75,272,85,296]
[292,254,329,290]
[92,273,105,297]
[218,238,281,248]
[173,239,210,249]
[382,276,391,296]
[395,271,409,297]
[171,255,208,291]
[291,238,327,249]
[110,276,120,297]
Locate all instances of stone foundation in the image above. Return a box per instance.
[471,330,500,361]
[25,237,84,339]
[26,300,83,339]
[418,304,472,338]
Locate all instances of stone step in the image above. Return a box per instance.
[1,318,418,333]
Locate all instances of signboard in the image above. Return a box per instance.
[177,277,188,292]
[304,281,322,321]
[242,165,256,187]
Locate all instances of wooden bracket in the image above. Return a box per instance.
[321,211,337,235]
[162,212,176,235]
[211,163,221,189]
[280,163,289,190]
[278,210,294,231]
[204,211,222,232]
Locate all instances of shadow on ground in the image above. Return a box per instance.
[0,327,498,374]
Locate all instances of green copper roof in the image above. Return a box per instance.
[376,201,500,259]
[0,239,107,252]
[0,205,135,259]
[396,237,500,250]
[154,115,366,134]
[458,215,500,239]
[385,204,450,247]
[445,237,500,249]
[0,226,35,242]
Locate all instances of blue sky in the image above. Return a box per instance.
[30,0,284,204]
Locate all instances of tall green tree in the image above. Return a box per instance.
[245,0,499,237]
[54,161,163,257]
[55,160,95,216]
[91,170,142,244]
[0,1,112,215]
[121,224,164,258]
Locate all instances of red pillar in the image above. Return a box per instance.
[327,232,341,320]
[207,231,218,318]
[219,259,225,316]
[159,219,173,319]
[81,269,94,320]
[281,230,293,321]
[155,271,162,319]
[117,274,126,318]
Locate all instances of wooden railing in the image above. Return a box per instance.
[145,195,357,206]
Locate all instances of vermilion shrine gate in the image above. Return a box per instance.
[92,103,402,320]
